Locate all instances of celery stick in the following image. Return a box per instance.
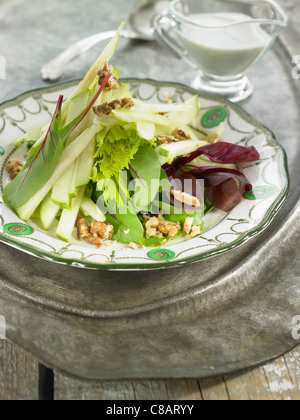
[56,187,85,243]
[155,140,208,166]
[101,88,114,104]
[133,101,192,113]
[51,165,74,209]
[159,148,170,158]
[80,196,106,222]
[69,158,79,198]
[65,90,91,146]
[31,205,41,220]
[15,128,46,148]
[28,126,50,156]
[111,84,133,100]
[65,90,90,126]
[40,191,60,230]
[65,22,125,106]
[112,109,176,127]
[136,122,155,141]
[17,124,101,222]
[31,22,124,154]
[76,137,96,188]
[166,96,200,127]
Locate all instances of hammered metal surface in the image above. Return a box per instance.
[0,0,299,379]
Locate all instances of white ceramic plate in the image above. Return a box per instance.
[0,79,289,270]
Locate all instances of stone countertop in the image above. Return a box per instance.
[0,0,298,152]
[0,0,297,100]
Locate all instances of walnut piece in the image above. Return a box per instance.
[145,214,180,239]
[202,132,219,144]
[90,222,114,241]
[93,98,135,117]
[157,221,180,238]
[143,211,201,240]
[5,159,23,180]
[98,62,119,89]
[145,217,161,239]
[76,218,114,248]
[158,128,192,145]
[190,226,202,238]
[158,135,176,145]
[76,217,90,240]
[172,128,192,141]
[171,189,201,208]
[183,217,194,235]
[87,235,104,248]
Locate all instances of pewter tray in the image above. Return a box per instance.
[0,0,299,379]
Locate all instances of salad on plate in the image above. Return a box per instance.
[3,23,260,250]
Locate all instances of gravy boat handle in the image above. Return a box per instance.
[152,11,199,71]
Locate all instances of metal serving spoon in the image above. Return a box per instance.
[41,0,170,81]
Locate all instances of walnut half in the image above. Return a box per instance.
[158,128,192,145]
[93,98,135,117]
[98,62,119,89]
[5,159,23,180]
[76,218,114,248]
[144,214,180,239]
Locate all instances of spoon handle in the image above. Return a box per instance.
[41,30,136,81]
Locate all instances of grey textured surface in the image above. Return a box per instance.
[0,0,299,379]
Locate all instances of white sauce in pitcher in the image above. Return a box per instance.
[178,13,271,77]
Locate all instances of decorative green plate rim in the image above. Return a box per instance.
[0,79,290,271]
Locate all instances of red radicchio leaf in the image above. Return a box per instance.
[164,142,260,177]
[180,166,253,212]
[181,166,252,212]
[182,166,253,191]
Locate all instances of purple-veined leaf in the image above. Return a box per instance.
[182,166,253,190]
[4,73,112,210]
[164,142,260,177]
[4,96,64,209]
[179,166,253,212]
[62,71,112,141]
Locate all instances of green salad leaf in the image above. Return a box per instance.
[92,126,144,182]
[3,97,64,210]
[106,209,144,244]
[129,145,162,210]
